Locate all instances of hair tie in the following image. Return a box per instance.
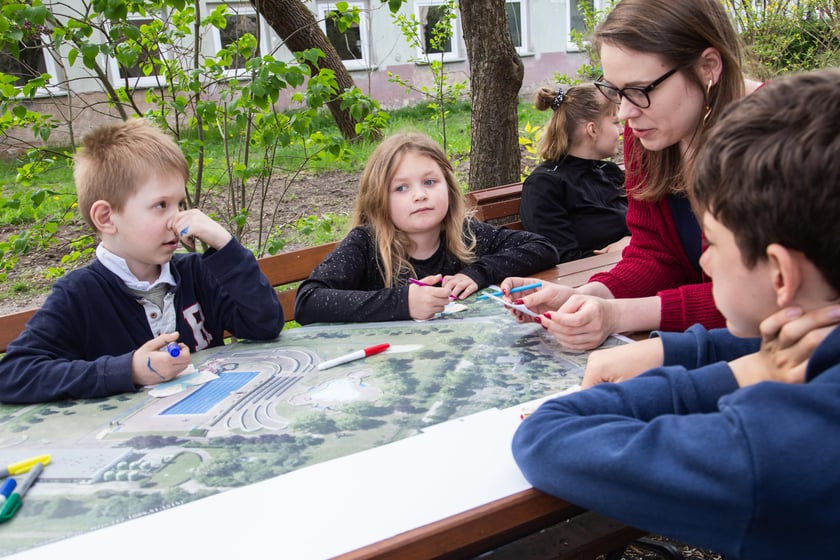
[551,88,566,110]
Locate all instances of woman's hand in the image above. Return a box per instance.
[500,277,576,321]
[538,294,619,350]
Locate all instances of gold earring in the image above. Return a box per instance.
[703,79,713,126]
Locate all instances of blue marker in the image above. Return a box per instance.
[0,479,16,506]
[476,282,543,300]
[166,342,180,358]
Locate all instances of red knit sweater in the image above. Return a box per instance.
[589,126,726,332]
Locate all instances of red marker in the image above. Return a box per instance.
[317,343,390,371]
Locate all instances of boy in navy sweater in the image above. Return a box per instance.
[0,119,283,403]
[512,68,840,559]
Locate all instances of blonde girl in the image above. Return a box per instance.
[295,132,558,324]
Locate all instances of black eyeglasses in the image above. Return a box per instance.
[594,68,679,109]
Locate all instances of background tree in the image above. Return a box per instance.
[253,0,366,140]
[460,0,523,190]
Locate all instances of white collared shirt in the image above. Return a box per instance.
[96,243,178,335]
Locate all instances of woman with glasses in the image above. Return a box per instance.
[502,0,760,353]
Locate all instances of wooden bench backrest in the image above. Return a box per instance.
[0,183,524,352]
[466,182,524,230]
[259,241,337,324]
[0,242,339,354]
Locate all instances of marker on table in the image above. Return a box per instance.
[0,462,44,523]
[0,454,51,479]
[476,282,542,301]
[165,342,180,358]
[317,343,390,371]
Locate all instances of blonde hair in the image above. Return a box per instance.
[352,132,476,287]
[74,119,190,231]
[535,83,616,161]
[592,0,745,201]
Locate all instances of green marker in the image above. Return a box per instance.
[0,462,43,523]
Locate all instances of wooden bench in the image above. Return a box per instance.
[0,242,338,354]
[466,181,524,230]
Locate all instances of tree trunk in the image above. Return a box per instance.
[252,0,360,140]
[460,0,524,191]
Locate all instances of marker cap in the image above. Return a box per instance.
[0,479,16,499]
[0,494,21,523]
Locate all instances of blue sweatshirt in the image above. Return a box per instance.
[512,324,840,559]
[0,238,283,403]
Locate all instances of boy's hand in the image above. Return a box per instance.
[408,274,451,320]
[441,273,478,300]
[730,305,840,387]
[582,337,665,388]
[131,332,192,386]
[173,209,232,251]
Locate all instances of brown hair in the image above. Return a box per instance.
[74,119,189,231]
[352,132,475,287]
[592,0,745,201]
[693,68,840,293]
[535,83,616,162]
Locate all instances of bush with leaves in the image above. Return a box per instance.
[0,0,388,281]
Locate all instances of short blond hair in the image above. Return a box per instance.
[74,119,189,231]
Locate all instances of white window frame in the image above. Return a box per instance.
[565,0,608,51]
[506,0,530,55]
[317,2,370,71]
[207,3,272,77]
[107,14,171,90]
[0,32,64,97]
[414,0,462,61]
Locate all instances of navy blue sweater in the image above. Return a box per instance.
[513,324,840,559]
[0,239,283,403]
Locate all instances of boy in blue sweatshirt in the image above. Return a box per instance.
[0,119,283,403]
[512,68,840,560]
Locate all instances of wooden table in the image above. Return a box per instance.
[3,247,642,560]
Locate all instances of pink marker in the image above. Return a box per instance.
[317,343,390,371]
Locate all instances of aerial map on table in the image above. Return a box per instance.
[0,303,626,556]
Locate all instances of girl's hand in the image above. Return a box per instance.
[538,294,617,350]
[173,209,232,251]
[730,305,840,387]
[408,275,451,320]
[442,273,478,300]
[131,332,192,386]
